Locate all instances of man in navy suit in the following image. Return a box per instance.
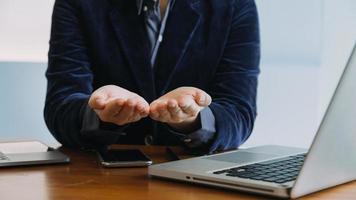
[44,0,260,154]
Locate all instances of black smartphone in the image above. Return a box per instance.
[97,149,152,168]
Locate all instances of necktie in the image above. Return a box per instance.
[143,0,161,55]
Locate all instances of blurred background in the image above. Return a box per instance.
[0,0,355,148]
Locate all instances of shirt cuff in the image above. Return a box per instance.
[81,104,100,132]
[168,107,216,149]
[80,104,127,147]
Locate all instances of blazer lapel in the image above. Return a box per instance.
[109,0,156,102]
[154,0,201,95]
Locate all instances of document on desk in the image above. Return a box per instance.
[0,141,49,154]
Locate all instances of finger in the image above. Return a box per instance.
[127,96,147,123]
[167,99,184,122]
[151,101,166,121]
[167,99,180,114]
[157,102,171,122]
[132,98,149,119]
[99,99,125,122]
[195,90,212,107]
[139,105,150,118]
[129,114,142,123]
[178,97,200,116]
[113,98,126,116]
[135,99,150,117]
[89,95,107,110]
[115,98,136,125]
[149,101,160,120]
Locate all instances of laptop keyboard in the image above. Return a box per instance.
[0,152,9,160]
[213,153,306,184]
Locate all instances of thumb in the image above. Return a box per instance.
[89,94,107,110]
[194,91,212,107]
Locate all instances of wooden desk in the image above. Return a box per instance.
[0,145,355,200]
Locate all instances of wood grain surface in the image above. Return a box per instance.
[0,145,355,200]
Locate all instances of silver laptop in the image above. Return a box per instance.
[149,43,356,199]
[0,141,70,167]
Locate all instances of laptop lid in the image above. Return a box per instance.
[0,141,70,167]
[291,43,356,198]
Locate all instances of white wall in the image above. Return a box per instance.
[243,0,323,148]
[255,0,323,66]
[0,0,54,62]
[0,62,57,146]
[0,0,57,146]
[318,0,356,120]
[0,0,355,148]
[244,0,356,148]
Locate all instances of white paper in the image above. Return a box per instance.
[0,141,49,154]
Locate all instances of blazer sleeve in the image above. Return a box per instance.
[44,0,121,148]
[208,0,261,152]
[44,0,91,148]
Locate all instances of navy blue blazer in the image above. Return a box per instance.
[44,0,260,153]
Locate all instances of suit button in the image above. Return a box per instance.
[183,138,192,143]
[144,135,154,145]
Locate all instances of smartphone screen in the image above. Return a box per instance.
[98,149,152,167]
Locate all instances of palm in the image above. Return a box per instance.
[94,85,137,103]
[89,85,150,126]
[149,87,211,131]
